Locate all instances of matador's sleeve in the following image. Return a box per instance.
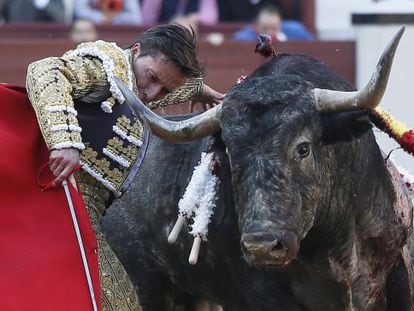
[26,41,132,151]
[26,55,106,150]
[147,76,203,110]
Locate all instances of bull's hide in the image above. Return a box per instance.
[102,51,414,311]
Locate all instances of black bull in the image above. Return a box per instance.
[102,29,414,310]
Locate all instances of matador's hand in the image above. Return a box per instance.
[189,84,225,112]
[49,148,80,186]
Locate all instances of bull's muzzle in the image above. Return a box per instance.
[241,232,298,266]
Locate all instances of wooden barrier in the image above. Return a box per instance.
[0,26,354,114]
[0,23,254,43]
[0,41,355,88]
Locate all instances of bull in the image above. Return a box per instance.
[102,27,414,310]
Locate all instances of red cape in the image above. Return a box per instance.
[0,84,101,310]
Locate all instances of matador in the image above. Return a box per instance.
[25,24,223,310]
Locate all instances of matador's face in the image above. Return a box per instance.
[131,44,186,104]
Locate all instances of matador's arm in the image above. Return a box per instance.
[26,54,108,151]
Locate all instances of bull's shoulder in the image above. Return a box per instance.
[386,160,413,234]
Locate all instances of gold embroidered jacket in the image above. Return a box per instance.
[26,40,202,196]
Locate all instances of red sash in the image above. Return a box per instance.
[0,84,101,310]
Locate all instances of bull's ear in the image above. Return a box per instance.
[321,109,372,144]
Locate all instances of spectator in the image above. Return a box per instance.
[218,0,281,23]
[70,19,99,43]
[73,0,142,25]
[0,0,66,23]
[233,5,313,42]
[141,0,218,26]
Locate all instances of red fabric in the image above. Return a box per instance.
[0,83,101,310]
[401,130,414,156]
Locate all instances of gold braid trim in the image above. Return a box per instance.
[147,76,203,110]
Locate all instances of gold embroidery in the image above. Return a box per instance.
[80,113,144,194]
[76,171,142,311]
[65,41,133,99]
[45,111,79,126]
[115,116,144,142]
[107,138,138,163]
[117,116,133,130]
[75,171,110,217]
[106,169,125,186]
[81,147,124,188]
[48,130,83,147]
[148,76,203,109]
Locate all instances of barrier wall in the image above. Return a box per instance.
[0,24,354,114]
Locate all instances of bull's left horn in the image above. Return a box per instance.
[314,26,404,112]
[114,77,221,143]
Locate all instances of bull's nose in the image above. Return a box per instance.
[269,239,288,259]
[241,237,286,257]
[241,233,297,263]
[241,240,265,253]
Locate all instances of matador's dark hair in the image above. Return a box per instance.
[131,24,203,78]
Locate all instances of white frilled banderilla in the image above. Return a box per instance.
[168,152,219,265]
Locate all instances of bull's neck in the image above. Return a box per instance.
[312,132,396,248]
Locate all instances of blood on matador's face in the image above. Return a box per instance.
[131,43,186,104]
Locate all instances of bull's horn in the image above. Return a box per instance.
[115,77,221,143]
[313,26,405,112]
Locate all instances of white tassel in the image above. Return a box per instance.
[169,152,218,265]
[169,153,214,243]
[189,163,218,239]
[178,153,214,215]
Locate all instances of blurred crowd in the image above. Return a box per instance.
[0,0,313,42]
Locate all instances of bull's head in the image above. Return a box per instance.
[115,27,404,267]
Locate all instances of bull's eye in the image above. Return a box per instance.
[297,142,310,158]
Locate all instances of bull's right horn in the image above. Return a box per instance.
[313,26,404,113]
[115,77,221,144]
